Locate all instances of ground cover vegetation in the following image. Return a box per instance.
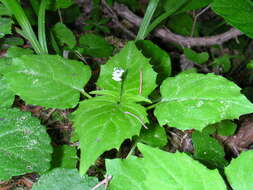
[0,0,253,189]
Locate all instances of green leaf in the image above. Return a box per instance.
[154,73,253,130]
[0,108,52,180]
[0,76,15,107]
[7,46,34,57]
[52,22,76,49]
[51,145,78,169]
[184,48,209,64]
[3,54,91,109]
[138,124,167,147]
[55,0,73,9]
[97,41,157,98]
[192,130,228,169]
[136,40,171,84]
[0,17,13,38]
[246,60,253,69]
[212,55,231,73]
[32,168,102,190]
[79,33,113,58]
[178,0,212,13]
[225,150,253,190]
[3,37,24,46]
[0,3,11,16]
[106,143,226,190]
[216,120,237,136]
[72,96,148,175]
[167,13,199,36]
[212,0,253,38]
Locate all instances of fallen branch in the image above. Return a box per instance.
[112,3,243,47]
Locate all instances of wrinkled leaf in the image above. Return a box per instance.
[0,108,52,180]
[32,168,102,190]
[3,54,91,109]
[155,73,253,130]
[0,76,15,107]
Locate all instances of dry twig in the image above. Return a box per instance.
[111,3,243,47]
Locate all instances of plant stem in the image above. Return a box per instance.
[81,90,92,99]
[146,101,162,110]
[136,0,159,41]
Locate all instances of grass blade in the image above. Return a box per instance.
[0,0,45,54]
[38,0,48,53]
[136,0,159,41]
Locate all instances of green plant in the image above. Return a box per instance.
[1,0,253,189]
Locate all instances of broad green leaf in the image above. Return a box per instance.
[0,76,15,107]
[192,131,228,169]
[212,0,253,38]
[0,108,52,180]
[51,145,78,169]
[154,73,253,130]
[0,17,13,38]
[138,124,167,147]
[225,150,253,190]
[107,156,147,189]
[52,22,76,49]
[79,33,113,58]
[106,143,226,190]
[184,48,209,64]
[3,54,91,109]
[72,96,148,175]
[7,46,34,57]
[136,40,171,84]
[32,168,102,190]
[97,41,157,98]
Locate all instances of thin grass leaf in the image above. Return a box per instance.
[147,1,187,34]
[136,0,159,41]
[0,0,45,54]
[38,0,48,53]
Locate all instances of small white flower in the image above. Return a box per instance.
[112,67,125,82]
